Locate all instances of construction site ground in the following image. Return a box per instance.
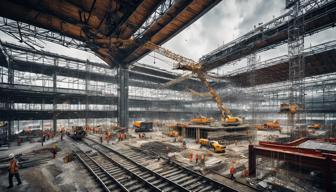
[0,127,324,192]
[0,136,99,192]
[88,129,257,192]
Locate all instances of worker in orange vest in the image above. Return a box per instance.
[230,166,236,180]
[195,153,199,164]
[7,153,22,188]
[189,152,193,162]
[201,154,205,165]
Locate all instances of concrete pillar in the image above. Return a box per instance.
[181,127,186,138]
[195,128,200,141]
[117,65,129,128]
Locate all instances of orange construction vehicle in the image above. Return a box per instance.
[256,120,281,130]
[199,138,225,153]
[133,121,153,132]
[190,116,214,125]
[308,123,321,129]
[167,130,178,137]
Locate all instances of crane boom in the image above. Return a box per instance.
[142,41,232,121]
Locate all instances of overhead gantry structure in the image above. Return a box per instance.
[0,0,221,67]
[0,0,221,127]
[200,0,336,70]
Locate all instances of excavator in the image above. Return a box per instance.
[143,41,244,127]
[118,39,245,127]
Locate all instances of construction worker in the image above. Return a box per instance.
[201,153,205,165]
[242,167,249,177]
[195,153,199,164]
[7,153,22,188]
[60,131,64,141]
[117,133,121,142]
[51,145,57,159]
[230,166,236,180]
[189,152,193,163]
[183,140,186,149]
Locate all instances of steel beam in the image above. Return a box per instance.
[249,143,336,191]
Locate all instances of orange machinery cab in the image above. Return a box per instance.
[308,123,321,129]
[133,121,153,132]
[223,116,241,126]
[280,103,299,114]
[263,120,280,130]
[167,130,178,137]
[190,116,212,125]
[133,121,142,128]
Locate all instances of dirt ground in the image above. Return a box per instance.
[0,137,100,192]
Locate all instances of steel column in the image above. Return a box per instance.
[118,65,129,127]
[7,59,14,139]
[53,58,57,133]
[248,145,256,176]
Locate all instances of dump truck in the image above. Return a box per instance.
[199,138,225,153]
[133,121,153,132]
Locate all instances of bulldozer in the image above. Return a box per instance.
[199,138,225,153]
[133,121,153,132]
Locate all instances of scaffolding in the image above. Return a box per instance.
[0,42,205,138]
[287,0,306,138]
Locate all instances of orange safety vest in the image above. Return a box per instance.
[9,159,19,174]
[230,167,235,174]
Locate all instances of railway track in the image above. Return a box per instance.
[82,137,239,192]
[74,139,190,191]
[75,150,127,192]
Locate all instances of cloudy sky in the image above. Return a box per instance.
[140,0,336,73]
[1,0,335,73]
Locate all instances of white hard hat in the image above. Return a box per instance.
[9,153,14,159]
